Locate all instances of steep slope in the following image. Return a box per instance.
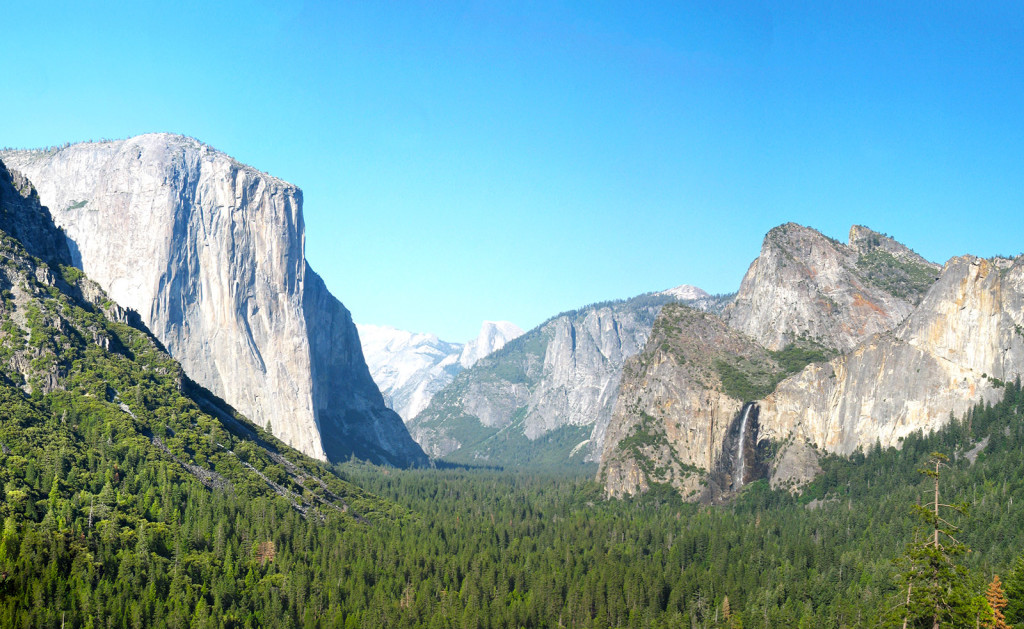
[761,255,1024,455]
[409,290,728,467]
[598,223,983,500]
[599,303,829,499]
[723,223,938,352]
[0,157,381,522]
[357,320,523,423]
[1,135,425,466]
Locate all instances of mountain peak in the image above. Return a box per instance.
[848,225,939,270]
[658,284,710,301]
[459,320,524,369]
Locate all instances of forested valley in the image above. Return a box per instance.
[3,370,1024,627]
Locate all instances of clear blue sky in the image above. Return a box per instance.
[2,2,1022,341]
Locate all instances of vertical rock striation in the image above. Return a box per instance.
[409,291,726,466]
[760,255,1024,455]
[1,135,425,466]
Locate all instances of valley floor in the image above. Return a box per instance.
[4,383,1024,628]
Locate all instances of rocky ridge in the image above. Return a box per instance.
[599,223,1020,501]
[1,135,425,466]
[410,290,730,467]
[760,255,1024,455]
[723,223,938,352]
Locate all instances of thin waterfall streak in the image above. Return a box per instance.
[735,403,752,489]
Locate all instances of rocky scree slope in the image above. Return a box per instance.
[600,224,1014,501]
[357,320,523,423]
[1,135,425,467]
[409,288,726,467]
[0,158,381,522]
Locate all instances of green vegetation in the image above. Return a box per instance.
[767,340,832,374]
[714,358,778,401]
[1,214,1023,626]
[439,410,596,471]
[716,339,834,402]
[856,248,939,303]
[3,374,1024,627]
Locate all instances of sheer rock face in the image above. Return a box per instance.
[0,161,72,268]
[723,223,930,352]
[598,223,1020,501]
[760,255,1024,455]
[600,305,757,498]
[409,295,676,464]
[1,135,425,466]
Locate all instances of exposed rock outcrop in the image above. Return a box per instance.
[599,224,1019,502]
[599,304,772,498]
[1,135,425,466]
[760,255,1024,454]
[410,292,727,466]
[723,223,936,352]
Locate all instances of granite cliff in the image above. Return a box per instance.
[1,135,425,466]
[723,223,938,352]
[409,287,726,467]
[760,255,1024,456]
[0,156,377,520]
[600,224,1021,501]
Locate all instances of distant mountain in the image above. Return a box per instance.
[599,223,1024,502]
[657,284,710,301]
[458,321,526,369]
[357,321,523,422]
[1,135,425,467]
[409,289,729,468]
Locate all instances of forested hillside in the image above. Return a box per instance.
[6,374,1023,627]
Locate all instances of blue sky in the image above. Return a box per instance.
[2,2,1022,341]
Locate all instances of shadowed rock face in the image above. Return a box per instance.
[0,161,72,268]
[1,135,425,466]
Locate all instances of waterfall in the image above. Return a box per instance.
[734,403,753,489]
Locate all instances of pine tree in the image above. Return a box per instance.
[895,453,990,628]
[985,575,1009,629]
[1005,554,1024,626]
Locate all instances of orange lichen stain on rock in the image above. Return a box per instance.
[969,382,976,397]
[852,292,886,315]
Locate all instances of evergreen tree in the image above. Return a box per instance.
[1005,554,1024,626]
[985,575,1009,629]
[895,453,989,628]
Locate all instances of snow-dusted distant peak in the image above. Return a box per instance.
[356,323,454,358]
[459,320,525,369]
[658,284,710,301]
